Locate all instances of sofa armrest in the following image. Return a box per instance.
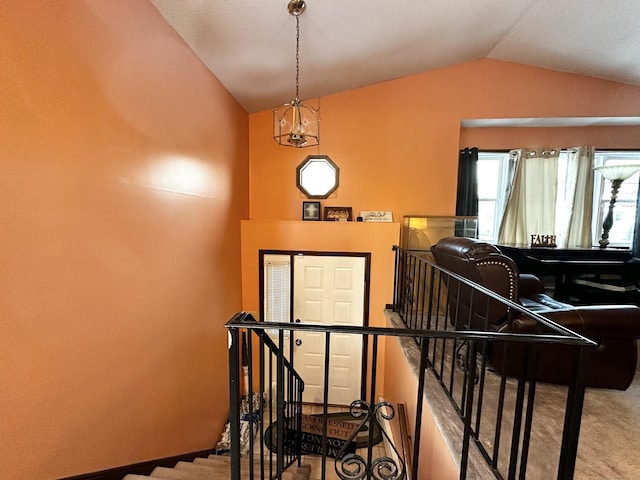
[518,273,545,296]
[506,305,640,339]
[564,305,640,338]
[496,307,640,390]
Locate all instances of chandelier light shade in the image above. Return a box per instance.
[273,0,319,148]
[593,163,640,248]
[274,99,319,148]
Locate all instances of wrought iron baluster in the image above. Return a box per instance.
[334,400,406,480]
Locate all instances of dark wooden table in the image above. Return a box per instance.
[496,243,640,304]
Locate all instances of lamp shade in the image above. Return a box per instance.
[273,100,319,148]
[594,163,640,181]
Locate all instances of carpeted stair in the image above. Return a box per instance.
[122,454,311,480]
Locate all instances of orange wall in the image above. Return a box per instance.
[384,337,459,480]
[6,4,640,476]
[1,2,248,479]
[240,221,398,326]
[249,58,640,222]
[240,220,399,392]
[247,59,640,477]
[461,125,640,150]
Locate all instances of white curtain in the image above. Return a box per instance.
[497,148,560,245]
[559,146,594,247]
[498,150,519,221]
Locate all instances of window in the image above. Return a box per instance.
[593,151,640,246]
[263,254,291,334]
[477,150,640,246]
[296,155,339,199]
[477,152,512,241]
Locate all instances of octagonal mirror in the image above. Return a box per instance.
[296,155,339,199]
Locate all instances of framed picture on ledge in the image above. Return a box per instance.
[324,206,353,222]
[302,201,321,221]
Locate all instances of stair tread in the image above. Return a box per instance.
[193,456,232,466]
[141,457,311,480]
[175,461,225,473]
[150,466,216,479]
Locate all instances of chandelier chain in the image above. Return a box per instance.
[295,13,300,101]
[273,0,318,148]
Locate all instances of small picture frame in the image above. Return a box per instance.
[302,201,321,221]
[323,206,353,222]
[359,211,393,222]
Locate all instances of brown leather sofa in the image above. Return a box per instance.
[431,236,640,390]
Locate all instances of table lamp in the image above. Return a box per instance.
[593,164,640,248]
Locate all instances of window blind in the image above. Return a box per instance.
[264,257,291,324]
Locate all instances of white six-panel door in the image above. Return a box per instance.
[293,255,365,405]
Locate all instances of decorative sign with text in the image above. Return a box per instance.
[287,414,357,458]
[359,211,393,222]
[530,234,557,248]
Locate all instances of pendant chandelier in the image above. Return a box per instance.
[273,0,319,148]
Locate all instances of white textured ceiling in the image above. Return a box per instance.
[150,0,640,113]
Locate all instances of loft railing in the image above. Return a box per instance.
[391,246,596,480]
[225,247,595,480]
[227,311,305,480]
[227,311,415,480]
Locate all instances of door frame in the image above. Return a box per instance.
[259,249,371,402]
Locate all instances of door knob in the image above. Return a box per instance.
[295,339,302,346]
[295,318,301,323]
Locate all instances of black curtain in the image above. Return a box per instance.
[456,147,479,216]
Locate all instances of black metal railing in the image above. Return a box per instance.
[227,314,420,480]
[225,247,595,480]
[391,246,596,480]
[227,311,305,480]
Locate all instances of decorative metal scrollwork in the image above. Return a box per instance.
[402,273,414,311]
[455,340,479,384]
[334,400,406,480]
[455,339,469,371]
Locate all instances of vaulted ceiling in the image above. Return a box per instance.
[151,0,640,113]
